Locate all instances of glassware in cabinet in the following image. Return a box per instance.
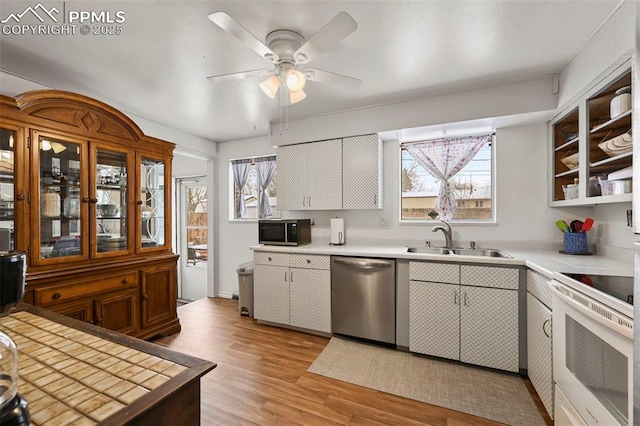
[0,128,17,251]
[94,147,131,255]
[552,108,580,201]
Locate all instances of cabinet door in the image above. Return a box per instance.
[32,129,89,264]
[253,264,290,325]
[409,280,459,360]
[276,144,307,210]
[289,268,331,332]
[527,294,553,418]
[0,125,25,252]
[95,287,139,335]
[460,286,519,372]
[138,155,172,251]
[48,298,94,324]
[92,143,134,258]
[306,139,342,210]
[140,264,177,329]
[343,134,381,209]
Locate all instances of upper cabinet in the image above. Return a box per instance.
[277,133,382,211]
[0,90,180,339]
[550,60,632,206]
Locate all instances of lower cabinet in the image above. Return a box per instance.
[254,251,331,333]
[527,270,554,419]
[409,261,520,372]
[29,256,180,340]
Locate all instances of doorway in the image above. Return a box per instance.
[177,177,208,302]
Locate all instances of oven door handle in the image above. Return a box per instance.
[549,282,633,340]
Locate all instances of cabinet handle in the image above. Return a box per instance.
[82,197,91,203]
[542,319,551,338]
[142,294,148,300]
[463,291,468,306]
[454,290,458,305]
[374,193,377,205]
[268,256,272,262]
[302,197,306,207]
[16,194,25,201]
[306,259,311,264]
[90,198,98,204]
[308,196,311,207]
[136,200,143,205]
[122,278,129,284]
[290,271,293,282]
[52,292,61,300]
[284,271,287,282]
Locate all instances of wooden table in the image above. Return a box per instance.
[0,303,216,425]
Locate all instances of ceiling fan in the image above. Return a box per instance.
[207,11,361,104]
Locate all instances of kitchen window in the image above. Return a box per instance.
[400,134,494,222]
[230,155,279,220]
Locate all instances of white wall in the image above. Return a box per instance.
[216,135,276,297]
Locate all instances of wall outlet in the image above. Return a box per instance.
[379,218,390,229]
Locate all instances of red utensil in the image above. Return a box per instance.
[570,220,583,233]
[581,218,594,232]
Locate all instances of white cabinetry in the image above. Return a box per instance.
[277,133,381,210]
[526,270,554,419]
[253,251,331,333]
[343,134,382,209]
[409,261,520,372]
[277,139,342,210]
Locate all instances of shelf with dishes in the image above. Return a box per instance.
[550,60,632,206]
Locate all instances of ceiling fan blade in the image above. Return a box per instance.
[294,12,357,64]
[208,12,279,63]
[207,69,274,82]
[303,68,362,89]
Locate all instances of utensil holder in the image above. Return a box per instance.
[564,232,587,254]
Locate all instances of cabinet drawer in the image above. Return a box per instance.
[409,262,459,284]
[254,251,289,266]
[527,270,553,308]
[460,265,519,289]
[35,272,138,307]
[289,254,329,270]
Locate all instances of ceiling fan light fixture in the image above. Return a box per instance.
[289,89,306,104]
[285,69,306,92]
[259,75,280,99]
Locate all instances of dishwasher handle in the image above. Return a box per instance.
[333,258,392,269]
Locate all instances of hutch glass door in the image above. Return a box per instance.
[140,157,166,249]
[0,128,16,251]
[37,133,85,260]
[95,148,129,254]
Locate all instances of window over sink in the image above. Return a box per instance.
[400,134,494,222]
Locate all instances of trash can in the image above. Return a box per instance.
[237,261,254,317]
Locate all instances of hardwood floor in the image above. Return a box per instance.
[154,298,552,425]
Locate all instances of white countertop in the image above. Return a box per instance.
[251,242,633,278]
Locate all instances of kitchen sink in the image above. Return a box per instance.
[406,247,452,255]
[406,247,512,258]
[450,248,512,258]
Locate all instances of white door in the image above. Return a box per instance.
[276,144,307,210]
[289,268,331,332]
[177,177,208,302]
[306,139,343,209]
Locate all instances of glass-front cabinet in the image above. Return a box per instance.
[0,90,180,340]
[139,156,169,251]
[0,126,23,252]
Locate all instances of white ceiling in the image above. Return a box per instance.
[0,0,621,143]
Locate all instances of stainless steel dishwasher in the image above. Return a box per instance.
[331,256,396,345]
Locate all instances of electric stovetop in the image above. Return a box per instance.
[560,272,634,306]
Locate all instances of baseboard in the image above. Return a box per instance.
[217,292,235,299]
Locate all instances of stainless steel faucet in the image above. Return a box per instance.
[431,221,453,249]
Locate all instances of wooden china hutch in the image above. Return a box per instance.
[0,90,180,339]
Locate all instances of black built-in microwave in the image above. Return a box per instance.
[258,219,311,246]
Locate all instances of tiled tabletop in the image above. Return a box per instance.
[0,311,188,426]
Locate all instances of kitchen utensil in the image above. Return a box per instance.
[570,220,583,233]
[555,220,570,233]
[581,218,594,232]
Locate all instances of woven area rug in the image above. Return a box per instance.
[308,336,545,426]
